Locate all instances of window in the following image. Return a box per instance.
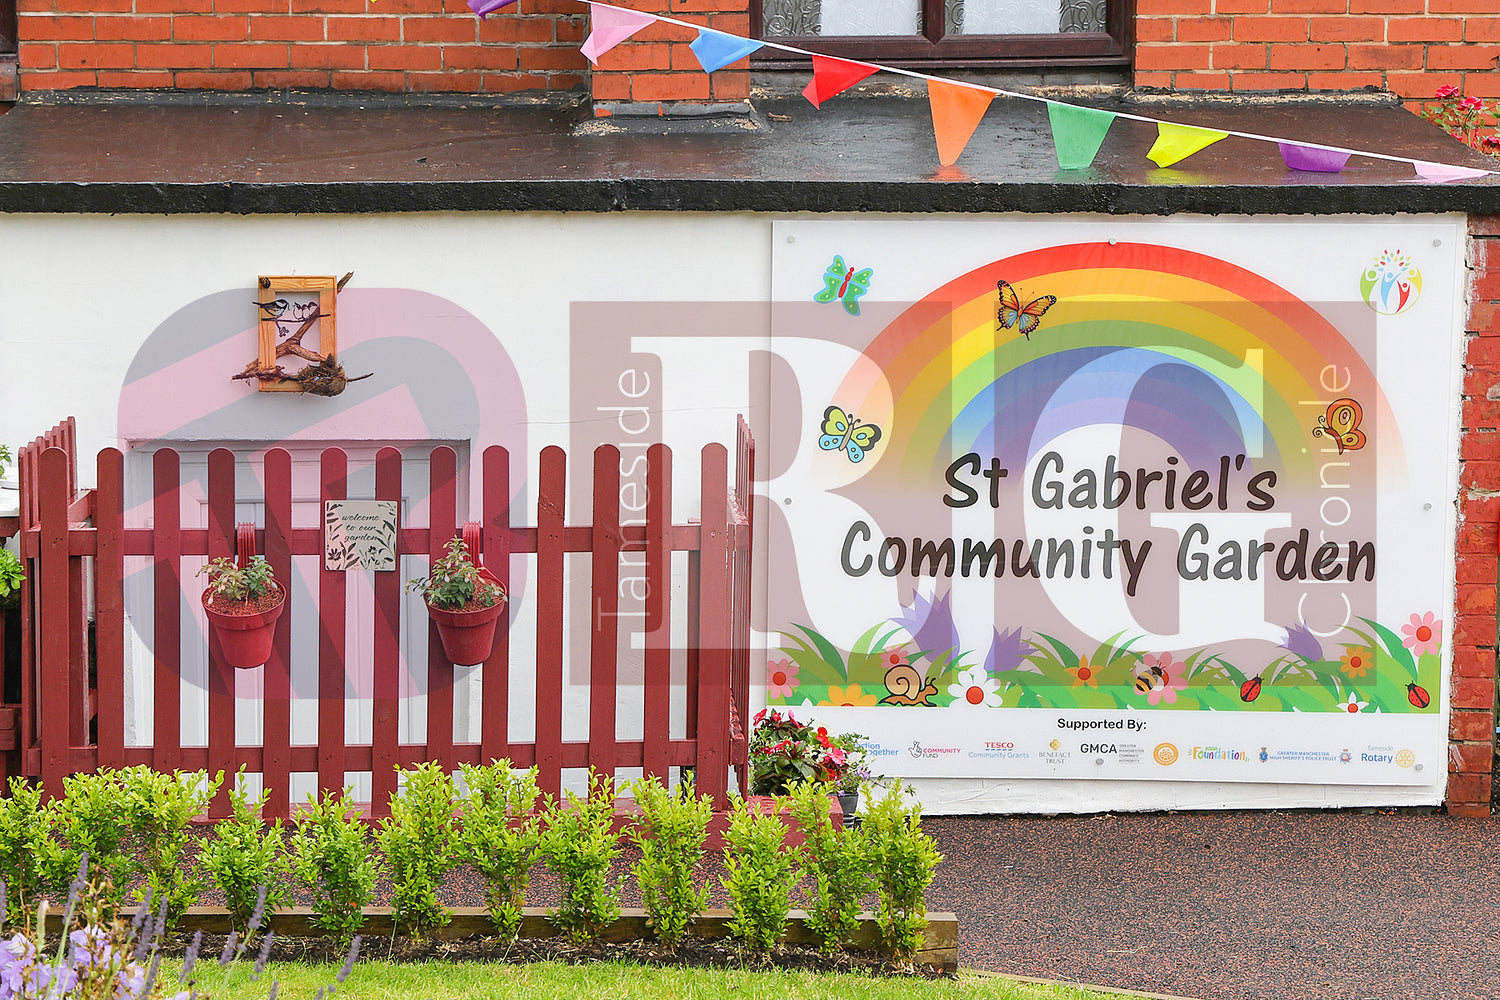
[753,0,1131,69]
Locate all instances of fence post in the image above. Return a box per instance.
[589,446,621,787]
[695,444,731,810]
[38,448,71,799]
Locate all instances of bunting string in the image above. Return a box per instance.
[471,0,1495,182]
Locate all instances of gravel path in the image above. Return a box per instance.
[923,811,1493,1000]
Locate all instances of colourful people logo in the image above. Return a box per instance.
[1359,250,1421,315]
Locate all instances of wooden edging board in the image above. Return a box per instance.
[44,907,958,973]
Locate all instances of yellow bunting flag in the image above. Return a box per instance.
[1147,122,1229,168]
[927,79,995,167]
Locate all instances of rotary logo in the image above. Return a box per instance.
[1153,743,1179,766]
[1395,749,1415,768]
[1360,250,1422,315]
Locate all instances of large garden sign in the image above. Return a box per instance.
[765,218,1462,790]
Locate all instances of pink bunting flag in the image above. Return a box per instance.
[802,55,879,109]
[580,3,658,65]
[1412,160,1492,183]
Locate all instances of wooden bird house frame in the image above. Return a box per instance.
[254,275,338,392]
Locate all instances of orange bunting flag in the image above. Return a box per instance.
[802,55,880,109]
[927,79,994,166]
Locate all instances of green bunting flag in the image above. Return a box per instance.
[1046,102,1116,170]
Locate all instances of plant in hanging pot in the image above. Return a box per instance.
[199,555,285,668]
[409,535,507,665]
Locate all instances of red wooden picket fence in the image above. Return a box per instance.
[10,417,755,817]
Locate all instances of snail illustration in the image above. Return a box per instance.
[880,662,938,706]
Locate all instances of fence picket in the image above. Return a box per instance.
[589,446,621,785]
[535,447,566,800]
[695,444,731,809]
[152,448,183,774]
[95,450,125,772]
[371,447,403,817]
[643,445,672,783]
[481,446,512,766]
[318,449,348,799]
[206,449,236,817]
[262,448,294,819]
[427,447,458,773]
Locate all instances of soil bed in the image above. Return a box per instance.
[160,931,947,980]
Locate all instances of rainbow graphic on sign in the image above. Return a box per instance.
[826,242,1405,487]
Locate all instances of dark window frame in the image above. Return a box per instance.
[751,0,1133,69]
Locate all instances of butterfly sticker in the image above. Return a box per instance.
[819,405,882,463]
[1312,398,1367,455]
[996,280,1058,340]
[814,256,874,316]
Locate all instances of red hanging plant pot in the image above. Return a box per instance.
[199,554,285,669]
[414,534,509,666]
[426,598,507,665]
[202,587,286,669]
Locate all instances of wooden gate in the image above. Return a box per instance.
[11,417,755,817]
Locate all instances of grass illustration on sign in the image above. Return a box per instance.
[770,600,1441,715]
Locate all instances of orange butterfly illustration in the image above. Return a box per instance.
[996,280,1057,340]
[1313,398,1367,455]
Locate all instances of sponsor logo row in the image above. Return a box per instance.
[866,740,1418,770]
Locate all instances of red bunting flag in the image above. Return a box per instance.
[927,79,994,166]
[802,55,879,109]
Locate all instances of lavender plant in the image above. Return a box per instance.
[457,761,540,941]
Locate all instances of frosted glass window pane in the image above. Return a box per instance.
[957,0,1059,33]
[949,0,1106,32]
[762,0,820,37]
[820,0,921,35]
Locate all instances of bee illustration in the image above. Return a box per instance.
[1133,664,1168,696]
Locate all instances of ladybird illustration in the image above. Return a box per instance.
[1406,682,1431,709]
[1240,676,1263,703]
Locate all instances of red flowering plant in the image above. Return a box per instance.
[748,709,870,796]
[1421,86,1499,155]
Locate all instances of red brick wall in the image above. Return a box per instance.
[1134,3,1500,103]
[16,0,585,92]
[586,0,749,107]
[1450,216,1500,817]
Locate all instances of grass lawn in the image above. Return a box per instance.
[167,958,1145,1000]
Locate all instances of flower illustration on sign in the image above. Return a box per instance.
[946,666,1002,708]
[822,683,878,707]
[766,658,799,700]
[1339,647,1374,679]
[1400,612,1442,657]
[1066,655,1099,689]
[1359,250,1422,315]
[1337,691,1370,714]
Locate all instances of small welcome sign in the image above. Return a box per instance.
[324,500,399,572]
